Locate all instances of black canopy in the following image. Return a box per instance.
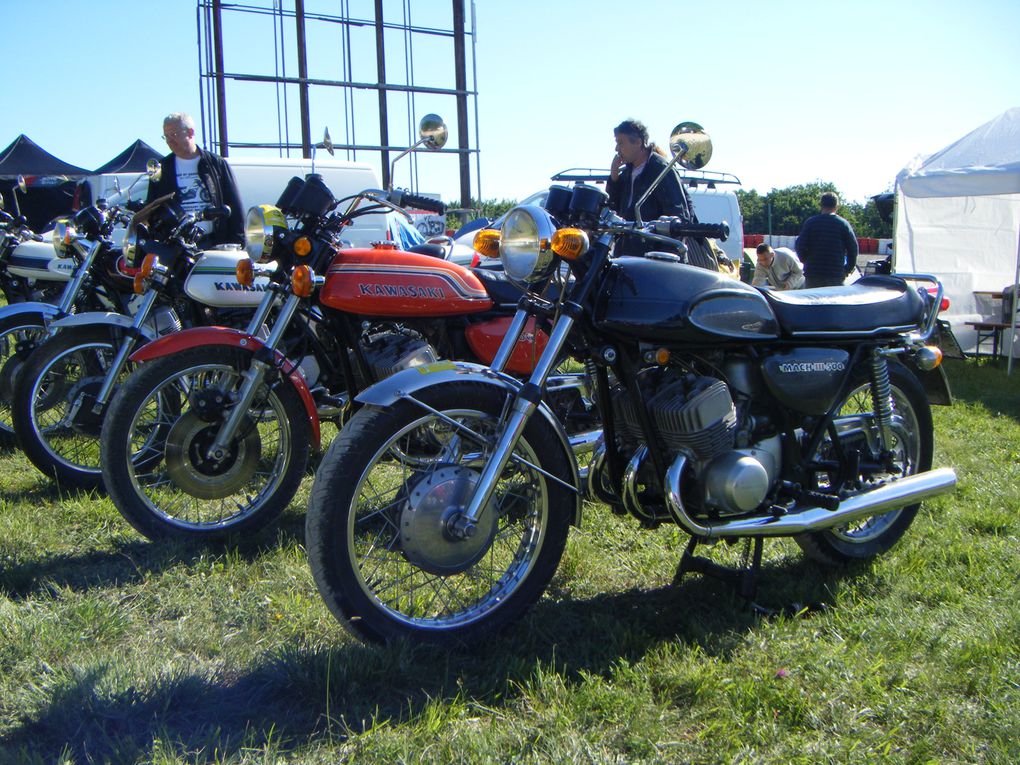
[92,139,162,174]
[0,134,90,178]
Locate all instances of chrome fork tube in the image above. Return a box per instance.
[93,290,158,409]
[459,313,577,527]
[244,288,281,337]
[57,240,101,315]
[206,292,303,461]
[487,308,530,374]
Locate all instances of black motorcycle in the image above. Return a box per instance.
[304,122,958,644]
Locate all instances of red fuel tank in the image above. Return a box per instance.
[465,316,549,374]
[319,246,493,317]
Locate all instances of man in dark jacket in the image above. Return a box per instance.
[795,192,858,288]
[606,119,694,223]
[146,112,244,247]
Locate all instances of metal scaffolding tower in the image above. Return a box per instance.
[195,0,480,205]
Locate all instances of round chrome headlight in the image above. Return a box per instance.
[499,205,558,285]
[51,219,75,256]
[245,204,288,262]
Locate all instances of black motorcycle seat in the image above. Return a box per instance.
[472,267,526,308]
[407,243,447,259]
[761,275,927,337]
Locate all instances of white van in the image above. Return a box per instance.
[87,156,390,247]
[687,186,744,265]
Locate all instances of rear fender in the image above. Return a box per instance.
[902,359,953,406]
[130,326,321,449]
[49,312,158,341]
[356,360,583,525]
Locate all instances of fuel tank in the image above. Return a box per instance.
[183,250,270,308]
[465,316,549,374]
[7,239,75,282]
[594,256,779,342]
[319,246,494,317]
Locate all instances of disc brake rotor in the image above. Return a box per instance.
[164,409,261,499]
[400,465,499,576]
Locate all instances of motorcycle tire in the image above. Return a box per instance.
[11,325,128,491]
[306,380,575,645]
[795,361,934,565]
[0,312,50,449]
[101,346,311,541]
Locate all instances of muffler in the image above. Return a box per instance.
[665,455,957,539]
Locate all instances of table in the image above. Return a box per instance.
[965,321,1013,358]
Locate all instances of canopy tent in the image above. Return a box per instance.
[894,107,1020,363]
[0,134,90,230]
[91,139,161,174]
[0,134,90,178]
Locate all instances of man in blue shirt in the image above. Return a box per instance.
[796,192,858,288]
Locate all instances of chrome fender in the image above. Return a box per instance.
[49,312,158,341]
[0,301,63,325]
[356,360,583,525]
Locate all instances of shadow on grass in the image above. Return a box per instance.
[2,554,870,763]
[0,511,307,601]
[943,358,1020,421]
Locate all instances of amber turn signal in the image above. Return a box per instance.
[139,253,158,279]
[292,265,314,297]
[472,228,501,259]
[236,258,255,287]
[551,228,589,260]
[915,345,943,371]
[293,236,312,257]
[133,273,146,295]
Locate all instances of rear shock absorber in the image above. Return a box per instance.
[868,351,896,456]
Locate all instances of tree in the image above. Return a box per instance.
[737,183,891,239]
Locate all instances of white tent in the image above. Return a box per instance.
[894,107,1020,362]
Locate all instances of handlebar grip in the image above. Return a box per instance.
[396,191,446,215]
[657,218,730,242]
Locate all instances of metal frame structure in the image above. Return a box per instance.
[195,0,480,205]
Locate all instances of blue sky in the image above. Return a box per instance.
[3,0,1018,204]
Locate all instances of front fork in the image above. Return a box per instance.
[91,291,159,413]
[204,291,303,462]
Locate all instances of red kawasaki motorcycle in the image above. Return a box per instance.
[100,116,599,541]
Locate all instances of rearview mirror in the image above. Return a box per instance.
[669,122,713,170]
[146,158,162,182]
[418,114,448,151]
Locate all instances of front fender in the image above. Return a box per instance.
[130,326,321,450]
[49,311,158,341]
[357,360,583,525]
[0,300,63,325]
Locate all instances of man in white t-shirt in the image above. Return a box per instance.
[145,112,244,246]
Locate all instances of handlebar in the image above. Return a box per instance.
[390,189,446,215]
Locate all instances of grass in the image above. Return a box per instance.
[1,358,1018,763]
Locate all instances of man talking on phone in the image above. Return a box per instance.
[607,119,693,222]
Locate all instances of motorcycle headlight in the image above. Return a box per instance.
[499,205,558,285]
[245,204,288,262]
[51,219,75,256]
[122,227,139,265]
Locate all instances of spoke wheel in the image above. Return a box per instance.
[11,326,128,490]
[306,381,575,645]
[0,314,49,448]
[796,362,933,565]
[101,346,310,541]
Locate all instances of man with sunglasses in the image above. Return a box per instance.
[146,112,244,246]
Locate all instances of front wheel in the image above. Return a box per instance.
[11,325,128,490]
[100,346,311,541]
[796,361,934,565]
[306,381,576,645]
[0,313,49,448]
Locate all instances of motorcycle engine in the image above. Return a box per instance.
[613,367,779,516]
[358,328,439,384]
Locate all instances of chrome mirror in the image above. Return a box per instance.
[16,175,27,194]
[322,127,334,156]
[669,121,712,170]
[389,114,449,190]
[146,158,162,181]
[418,114,448,151]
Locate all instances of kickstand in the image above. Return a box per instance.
[673,536,776,614]
[673,536,826,619]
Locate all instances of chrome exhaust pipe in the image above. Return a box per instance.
[568,428,602,457]
[666,455,957,539]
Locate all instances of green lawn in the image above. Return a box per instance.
[1,359,1018,764]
